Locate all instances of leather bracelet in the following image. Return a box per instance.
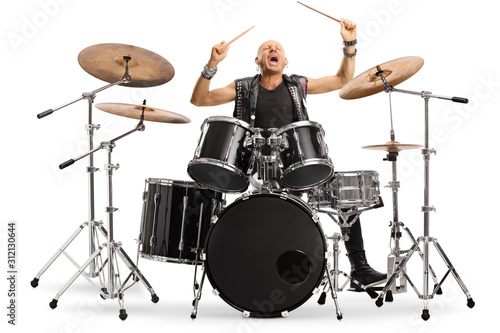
[342,39,357,46]
[201,64,217,80]
[343,47,357,58]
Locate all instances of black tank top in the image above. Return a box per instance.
[255,81,297,130]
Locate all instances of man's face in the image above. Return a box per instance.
[255,40,288,74]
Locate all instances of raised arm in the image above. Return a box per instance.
[307,18,357,94]
[190,41,237,106]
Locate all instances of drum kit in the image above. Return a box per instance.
[31,42,474,323]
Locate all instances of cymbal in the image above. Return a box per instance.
[95,103,190,124]
[340,56,424,100]
[78,43,175,87]
[362,141,423,153]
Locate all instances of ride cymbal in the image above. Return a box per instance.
[362,141,423,153]
[340,56,424,100]
[78,43,175,87]
[95,103,190,124]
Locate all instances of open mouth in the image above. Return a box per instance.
[268,54,279,65]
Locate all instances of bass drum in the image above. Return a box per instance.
[204,193,326,317]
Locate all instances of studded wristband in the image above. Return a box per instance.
[201,64,217,80]
[342,39,357,47]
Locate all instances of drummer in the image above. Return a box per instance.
[190,19,386,289]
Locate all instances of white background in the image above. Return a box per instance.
[1,0,499,332]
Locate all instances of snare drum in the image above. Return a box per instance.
[188,116,255,193]
[310,170,380,209]
[139,178,223,264]
[205,193,326,317]
[276,121,333,190]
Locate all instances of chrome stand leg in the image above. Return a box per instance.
[324,263,343,320]
[191,264,207,319]
[31,223,86,288]
[115,242,159,303]
[49,243,106,310]
[432,240,475,308]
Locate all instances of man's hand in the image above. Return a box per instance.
[340,18,357,42]
[208,41,230,68]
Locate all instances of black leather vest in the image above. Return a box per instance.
[233,74,309,127]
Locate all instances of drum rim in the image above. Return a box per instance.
[205,192,326,317]
[275,120,322,135]
[146,177,218,190]
[187,158,250,192]
[281,159,334,190]
[139,252,200,265]
[224,191,315,215]
[313,194,381,207]
[334,170,379,176]
[314,170,380,187]
[334,198,381,208]
[202,115,254,131]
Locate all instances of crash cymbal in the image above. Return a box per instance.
[340,56,424,100]
[362,141,423,153]
[95,103,190,124]
[78,43,175,87]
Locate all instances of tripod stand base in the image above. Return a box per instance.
[31,221,103,289]
[48,233,158,321]
[375,236,475,320]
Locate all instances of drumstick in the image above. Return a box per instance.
[227,26,255,45]
[297,1,341,23]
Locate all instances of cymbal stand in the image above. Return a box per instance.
[383,148,441,301]
[379,93,440,301]
[373,69,475,320]
[31,58,133,287]
[383,147,408,301]
[49,112,159,320]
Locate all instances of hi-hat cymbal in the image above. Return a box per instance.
[340,56,424,100]
[95,103,190,124]
[362,141,423,153]
[78,43,175,87]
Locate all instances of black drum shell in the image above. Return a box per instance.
[276,121,333,190]
[139,179,222,264]
[188,117,254,193]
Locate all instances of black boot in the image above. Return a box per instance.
[342,216,386,290]
[346,251,387,290]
